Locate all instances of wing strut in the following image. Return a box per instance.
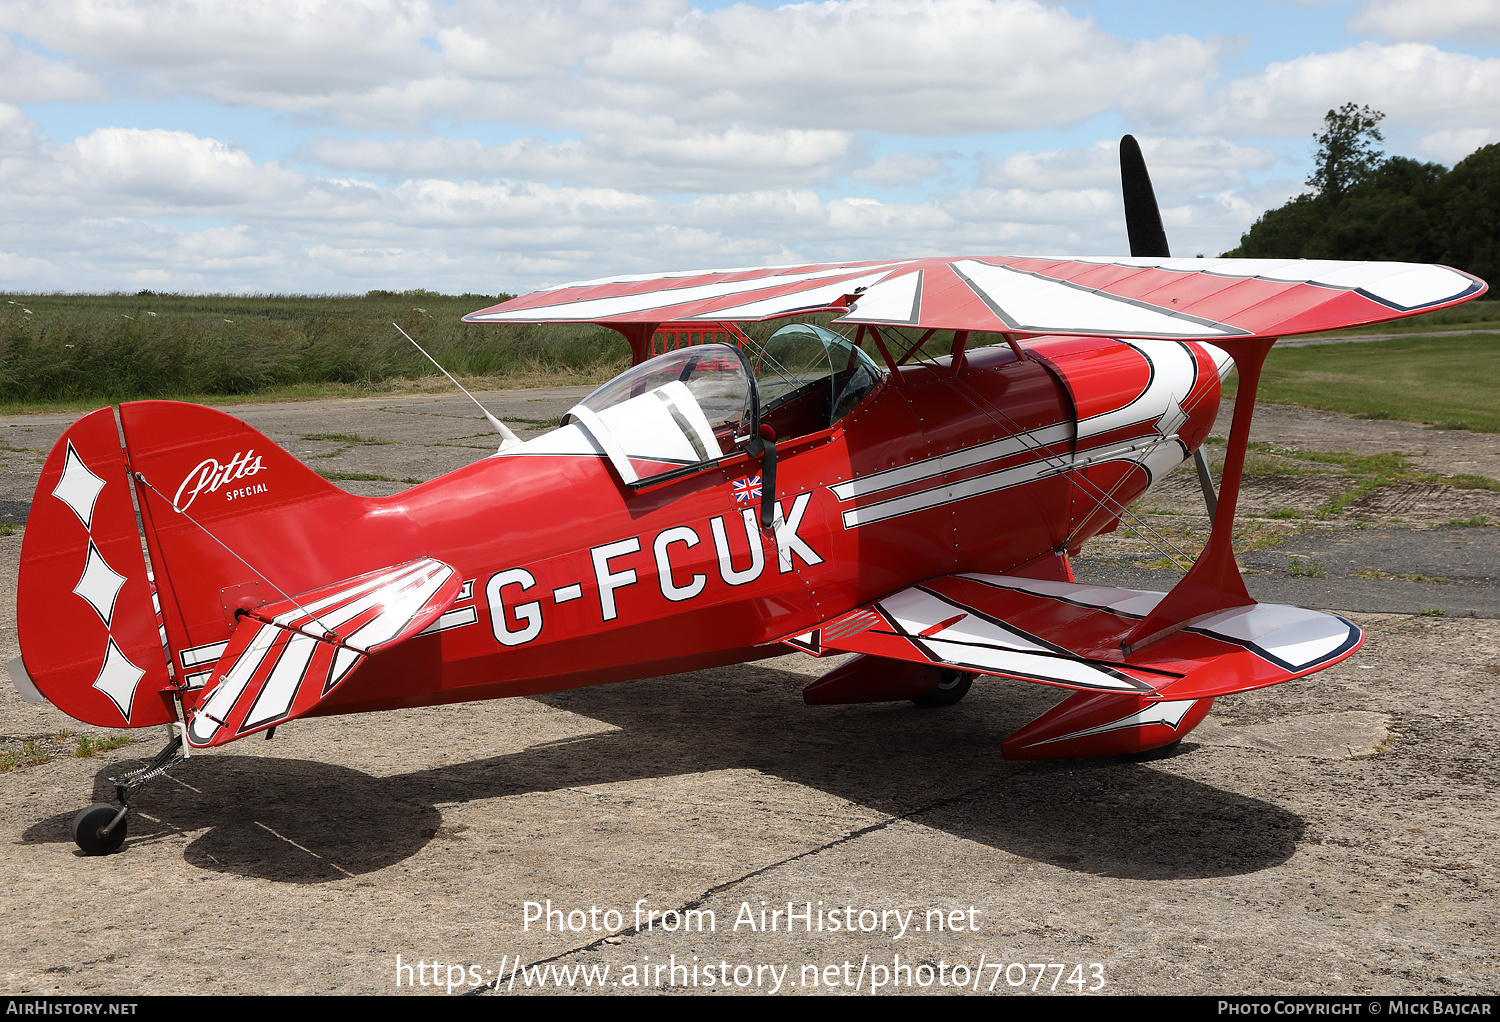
[610,322,662,366]
[1121,335,1274,652]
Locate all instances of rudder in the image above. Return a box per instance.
[17,408,174,727]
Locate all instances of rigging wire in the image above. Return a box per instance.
[885,327,1198,571]
[132,472,342,639]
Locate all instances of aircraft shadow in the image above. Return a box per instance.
[23,663,1303,883]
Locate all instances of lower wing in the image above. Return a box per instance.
[782,573,1361,758]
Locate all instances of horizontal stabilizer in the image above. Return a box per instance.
[789,573,1361,702]
[185,557,459,748]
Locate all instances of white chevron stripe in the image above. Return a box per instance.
[242,632,319,729]
[879,588,1146,692]
[953,260,1239,337]
[1026,700,1199,747]
[191,623,279,744]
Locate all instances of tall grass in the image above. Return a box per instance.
[5,291,1495,410]
[1319,299,1500,335]
[0,291,629,405]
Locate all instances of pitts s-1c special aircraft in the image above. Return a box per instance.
[11,138,1489,854]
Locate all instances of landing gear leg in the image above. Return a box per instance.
[72,732,185,856]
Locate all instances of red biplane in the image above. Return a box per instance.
[10,139,1487,854]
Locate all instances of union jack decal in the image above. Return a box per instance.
[732,475,762,504]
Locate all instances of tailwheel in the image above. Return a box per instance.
[911,669,974,708]
[72,803,127,856]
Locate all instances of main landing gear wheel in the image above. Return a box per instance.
[1121,739,1183,763]
[72,803,126,856]
[912,670,975,708]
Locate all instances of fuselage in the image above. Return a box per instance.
[320,336,1226,716]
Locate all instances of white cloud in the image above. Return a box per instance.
[0,0,438,101]
[7,2,1498,294]
[0,119,1187,292]
[0,0,1223,133]
[435,0,688,79]
[1213,43,1500,135]
[943,186,1118,227]
[67,129,309,208]
[0,34,104,103]
[1415,127,1500,165]
[852,153,947,187]
[981,137,1276,192]
[305,125,853,192]
[583,0,1222,135]
[0,103,43,157]
[0,0,696,128]
[1348,0,1500,45]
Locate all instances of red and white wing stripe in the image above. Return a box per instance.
[466,255,1485,340]
[185,557,460,748]
[791,573,1362,702]
[468,261,911,324]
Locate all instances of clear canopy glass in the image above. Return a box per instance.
[567,343,756,481]
[752,323,881,437]
[561,326,881,486]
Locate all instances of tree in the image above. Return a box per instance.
[1307,157,1447,262]
[1307,103,1385,203]
[1440,143,1500,289]
[1223,103,1390,257]
[1222,108,1498,290]
[1224,155,1446,261]
[1224,193,1322,258]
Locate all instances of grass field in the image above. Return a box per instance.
[1223,331,1500,432]
[0,291,629,411]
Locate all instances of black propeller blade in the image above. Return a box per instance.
[1120,134,1170,258]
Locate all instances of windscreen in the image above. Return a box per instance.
[569,343,757,480]
[751,323,881,437]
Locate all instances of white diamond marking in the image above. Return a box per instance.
[92,638,145,721]
[52,442,107,531]
[74,541,127,626]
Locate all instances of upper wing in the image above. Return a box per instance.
[465,256,1486,340]
[784,572,1362,703]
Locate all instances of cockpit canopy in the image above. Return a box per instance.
[541,323,882,487]
[566,343,755,481]
[752,323,881,436]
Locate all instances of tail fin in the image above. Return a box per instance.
[116,401,423,688]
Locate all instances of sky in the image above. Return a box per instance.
[2,0,1499,296]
